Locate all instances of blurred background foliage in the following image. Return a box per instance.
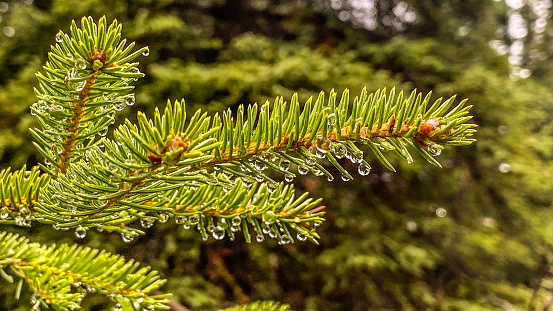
[1,0,553,310]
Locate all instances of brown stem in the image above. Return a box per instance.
[57,71,100,174]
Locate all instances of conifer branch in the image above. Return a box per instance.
[219,301,291,311]
[0,232,169,310]
[31,16,147,176]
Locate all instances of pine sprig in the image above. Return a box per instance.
[32,100,325,244]
[0,231,169,311]
[31,16,148,175]
[219,301,291,311]
[0,166,50,226]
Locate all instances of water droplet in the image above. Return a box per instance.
[285,174,294,182]
[205,174,219,185]
[297,231,308,241]
[103,92,114,102]
[74,58,88,70]
[316,137,331,154]
[112,100,125,111]
[267,182,279,193]
[327,113,336,125]
[106,110,116,119]
[75,81,86,92]
[75,226,87,239]
[499,163,511,173]
[263,211,277,224]
[0,207,9,219]
[140,216,155,228]
[114,303,123,311]
[436,208,447,217]
[121,232,136,243]
[231,215,241,226]
[306,146,317,165]
[158,212,169,223]
[98,128,108,137]
[175,215,186,224]
[189,214,200,225]
[222,183,233,193]
[427,144,442,156]
[125,94,135,106]
[327,175,334,182]
[358,163,371,176]
[55,32,63,43]
[279,159,290,171]
[280,234,291,244]
[240,177,254,188]
[341,174,351,182]
[142,47,150,57]
[331,143,346,159]
[256,235,264,242]
[212,226,226,240]
[254,160,266,171]
[298,165,309,175]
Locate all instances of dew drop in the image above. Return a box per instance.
[189,214,200,225]
[285,174,294,182]
[327,113,336,125]
[254,160,266,171]
[125,94,135,106]
[103,92,114,102]
[0,207,9,219]
[327,175,334,182]
[158,212,169,223]
[140,216,155,229]
[222,183,233,193]
[142,47,150,57]
[55,32,63,43]
[297,231,308,241]
[112,100,126,111]
[341,174,351,182]
[121,232,136,243]
[436,208,447,217]
[75,226,87,239]
[267,182,279,193]
[298,165,309,175]
[114,303,123,311]
[98,128,108,137]
[427,144,442,156]
[205,174,219,185]
[241,177,254,188]
[212,226,226,240]
[315,137,331,154]
[231,215,241,226]
[279,159,290,171]
[175,215,186,224]
[280,234,291,245]
[74,58,88,70]
[331,143,346,159]
[358,163,371,176]
[263,211,277,224]
[256,234,264,242]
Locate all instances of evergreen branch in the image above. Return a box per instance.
[219,301,291,311]
[0,166,50,226]
[0,231,169,311]
[30,101,323,245]
[31,16,147,175]
[203,88,476,178]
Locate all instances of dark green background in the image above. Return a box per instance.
[1,0,553,310]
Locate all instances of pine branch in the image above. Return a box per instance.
[219,301,291,311]
[0,231,169,311]
[31,16,147,175]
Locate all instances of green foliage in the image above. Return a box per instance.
[0,231,168,311]
[219,301,291,311]
[0,14,477,310]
